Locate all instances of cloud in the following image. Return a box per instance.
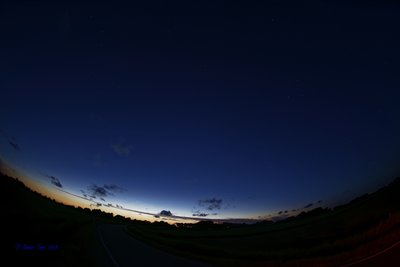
[104,184,127,193]
[87,184,111,198]
[44,174,63,188]
[8,141,20,151]
[198,198,223,210]
[0,129,21,151]
[80,190,88,198]
[159,210,173,216]
[192,198,227,217]
[84,183,127,202]
[111,143,132,156]
[192,213,209,217]
[304,203,313,209]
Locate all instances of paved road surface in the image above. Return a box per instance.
[95,224,400,267]
[96,224,209,267]
[341,239,400,267]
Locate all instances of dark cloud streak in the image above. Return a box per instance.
[84,183,127,202]
[104,184,127,193]
[43,174,63,188]
[198,197,223,211]
[0,129,21,151]
[193,213,209,217]
[8,141,20,151]
[87,184,111,198]
[304,203,313,209]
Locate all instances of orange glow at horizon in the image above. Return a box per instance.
[1,159,200,224]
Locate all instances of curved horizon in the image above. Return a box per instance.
[1,1,400,224]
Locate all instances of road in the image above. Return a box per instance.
[96,224,209,267]
[341,239,400,267]
[95,224,400,267]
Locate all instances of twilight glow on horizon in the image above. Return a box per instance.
[1,1,400,223]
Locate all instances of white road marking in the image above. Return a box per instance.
[341,239,400,267]
[98,226,121,267]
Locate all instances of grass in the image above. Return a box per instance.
[125,178,400,265]
[3,170,400,266]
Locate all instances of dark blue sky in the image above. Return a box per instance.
[1,1,400,221]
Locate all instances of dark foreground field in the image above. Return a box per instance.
[126,181,400,266]
[2,171,400,266]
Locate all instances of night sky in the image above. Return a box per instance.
[1,1,400,222]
